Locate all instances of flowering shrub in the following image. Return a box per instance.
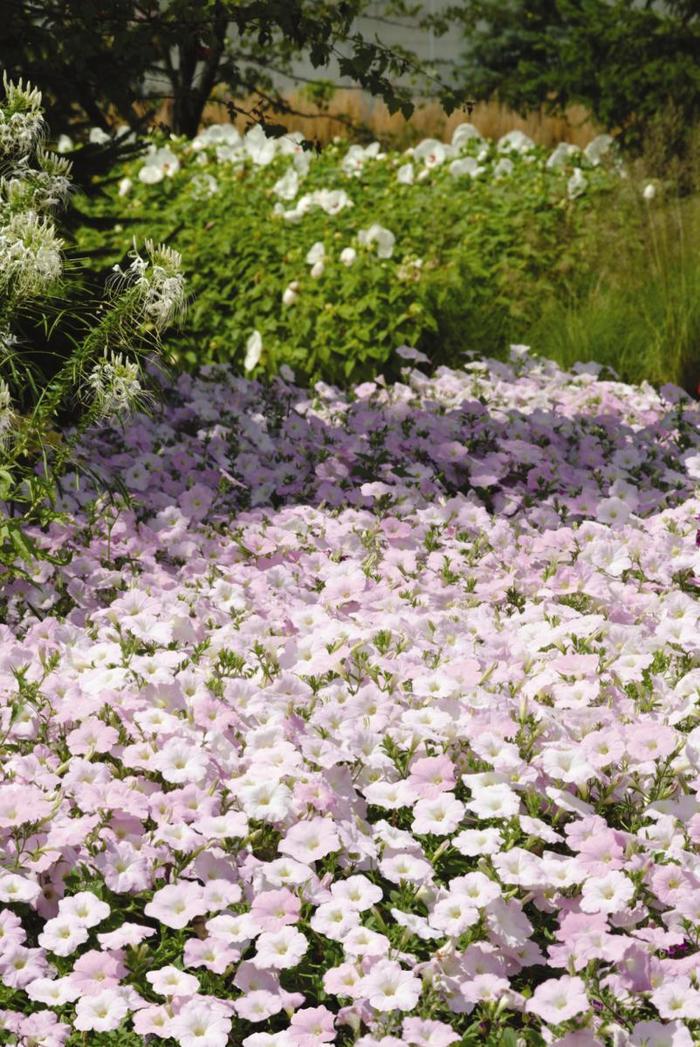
[0,347,699,1044]
[0,76,184,570]
[76,123,623,383]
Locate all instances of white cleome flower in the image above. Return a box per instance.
[0,210,63,298]
[0,74,44,157]
[88,352,146,422]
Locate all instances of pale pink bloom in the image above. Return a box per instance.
[278,817,339,863]
[363,779,415,809]
[0,873,41,904]
[323,961,366,998]
[0,784,54,827]
[625,724,679,765]
[237,780,294,822]
[553,1033,605,1047]
[525,975,589,1024]
[153,738,208,784]
[492,847,541,887]
[233,960,280,994]
[146,964,200,997]
[461,943,509,978]
[650,977,700,1020]
[540,747,594,785]
[58,890,110,927]
[460,973,510,1005]
[464,783,520,819]
[259,854,311,887]
[242,1035,295,1047]
[69,949,126,993]
[342,925,390,958]
[429,895,479,936]
[38,915,89,956]
[402,1017,460,1046]
[156,821,203,851]
[205,911,256,945]
[74,988,129,1032]
[132,1003,174,1038]
[184,936,240,974]
[450,872,502,908]
[0,945,48,987]
[310,900,360,941]
[630,1020,693,1046]
[407,755,456,799]
[580,871,635,914]
[391,908,443,941]
[580,729,626,769]
[0,909,24,954]
[97,922,156,949]
[250,888,301,930]
[379,853,434,885]
[144,882,207,930]
[18,1010,71,1046]
[289,1005,336,1043]
[330,874,383,911]
[485,898,533,947]
[170,1000,233,1046]
[411,794,465,835]
[452,827,503,856]
[575,831,625,876]
[26,975,81,1005]
[360,959,422,1012]
[94,840,152,894]
[202,879,242,913]
[196,811,249,839]
[66,716,119,754]
[179,482,215,521]
[323,568,366,604]
[253,927,308,969]
[234,989,285,1021]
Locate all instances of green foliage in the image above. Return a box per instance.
[0,75,185,575]
[75,127,621,385]
[450,0,700,152]
[528,192,700,391]
[2,0,464,138]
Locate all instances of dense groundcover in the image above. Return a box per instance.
[1,349,700,1046]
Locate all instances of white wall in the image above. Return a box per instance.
[273,0,461,92]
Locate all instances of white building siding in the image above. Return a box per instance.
[277,1,461,91]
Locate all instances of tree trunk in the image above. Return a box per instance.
[169,2,229,137]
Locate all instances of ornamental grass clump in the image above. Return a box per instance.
[0,74,184,569]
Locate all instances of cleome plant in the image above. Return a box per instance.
[0,74,184,573]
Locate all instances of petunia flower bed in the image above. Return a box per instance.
[1,347,700,1046]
